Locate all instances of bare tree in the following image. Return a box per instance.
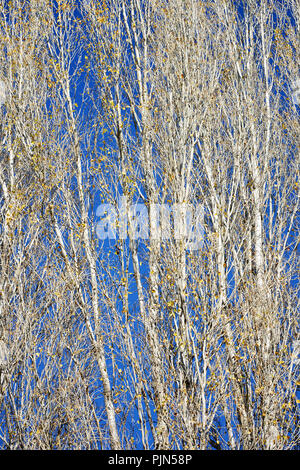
[0,0,298,450]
